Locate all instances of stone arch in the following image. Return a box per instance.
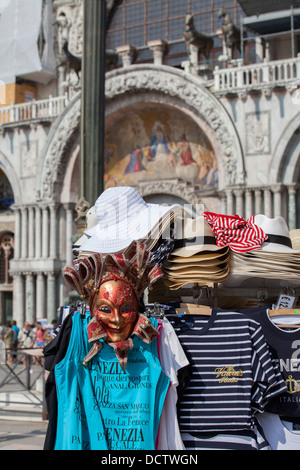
[39,65,245,202]
[269,111,300,184]
[0,151,22,205]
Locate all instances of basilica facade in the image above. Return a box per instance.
[0,0,299,325]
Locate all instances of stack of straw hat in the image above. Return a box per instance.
[73,187,300,293]
[163,216,230,289]
[224,214,300,286]
[72,206,98,257]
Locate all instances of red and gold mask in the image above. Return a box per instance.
[91,279,139,343]
[63,242,164,368]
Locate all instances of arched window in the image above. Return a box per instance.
[107,0,242,67]
[0,170,14,211]
[0,232,14,284]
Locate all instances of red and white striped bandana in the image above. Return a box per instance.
[202,212,268,253]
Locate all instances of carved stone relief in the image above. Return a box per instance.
[20,141,38,179]
[40,93,81,200]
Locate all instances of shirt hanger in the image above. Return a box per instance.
[144,303,165,319]
[176,303,212,316]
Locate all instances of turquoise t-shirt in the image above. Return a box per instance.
[54,311,170,450]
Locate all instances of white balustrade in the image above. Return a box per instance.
[0,93,69,125]
[214,55,300,93]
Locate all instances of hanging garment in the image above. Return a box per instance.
[181,416,271,450]
[169,310,287,436]
[43,307,187,450]
[53,311,170,450]
[43,310,75,450]
[240,306,300,419]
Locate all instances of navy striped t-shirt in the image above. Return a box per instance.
[169,310,287,434]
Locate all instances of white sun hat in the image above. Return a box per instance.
[222,214,300,287]
[79,186,183,254]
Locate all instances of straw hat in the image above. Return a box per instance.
[165,252,230,270]
[163,267,229,289]
[168,247,229,263]
[80,186,183,254]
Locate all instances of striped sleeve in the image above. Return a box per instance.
[182,417,271,451]
[202,212,268,252]
[250,322,287,412]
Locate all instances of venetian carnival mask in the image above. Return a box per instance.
[92,279,139,343]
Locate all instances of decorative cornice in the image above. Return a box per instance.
[40,65,245,202]
[134,179,216,211]
[105,65,245,187]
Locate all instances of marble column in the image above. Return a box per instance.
[42,206,49,259]
[36,273,46,319]
[147,39,167,65]
[65,203,74,267]
[245,189,253,219]
[263,188,273,217]
[13,273,24,325]
[225,189,234,215]
[221,193,227,214]
[21,207,28,259]
[28,207,35,259]
[234,189,244,217]
[116,44,137,67]
[272,184,282,218]
[50,204,58,259]
[47,272,56,323]
[13,207,21,259]
[254,188,263,214]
